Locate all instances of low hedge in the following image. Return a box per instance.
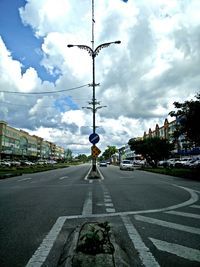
[140,166,200,180]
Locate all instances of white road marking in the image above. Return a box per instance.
[18,177,32,182]
[97,167,104,180]
[150,237,200,262]
[135,215,200,235]
[24,185,199,265]
[165,210,200,219]
[82,190,92,215]
[122,215,160,267]
[190,204,200,209]
[84,166,92,180]
[59,176,69,180]
[25,216,67,267]
[104,197,112,202]
[106,208,116,213]
[105,203,114,207]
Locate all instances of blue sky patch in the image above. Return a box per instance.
[54,96,79,112]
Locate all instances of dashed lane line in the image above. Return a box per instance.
[150,237,200,263]
[59,176,69,180]
[17,177,32,182]
[106,208,116,213]
[105,203,114,207]
[102,185,116,213]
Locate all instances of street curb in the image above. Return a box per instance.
[0,173,22,179]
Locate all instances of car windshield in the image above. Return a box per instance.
[123,160,132,164]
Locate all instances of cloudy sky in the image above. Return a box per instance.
[0,0,199,156]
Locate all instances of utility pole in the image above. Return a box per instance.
[67,0,120,172]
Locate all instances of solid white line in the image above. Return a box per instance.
[82,190,92,215]
[165,210,200,219]
[190,204,200,209]
[97,167,104,180]
[18,177,32,182]
[150,238,200,262]
[84,166,92,180]
[25,216,67,267]
[122,215,160,267]
[135,215,200,235]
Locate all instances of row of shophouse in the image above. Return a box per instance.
[0,121,65,161]
[116,118,200,162]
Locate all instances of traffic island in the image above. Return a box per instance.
[87,170,100,179]
[58,221,130,267]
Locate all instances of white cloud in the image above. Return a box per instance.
[1,0,200,155]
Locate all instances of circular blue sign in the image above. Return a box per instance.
[89,133,100,144]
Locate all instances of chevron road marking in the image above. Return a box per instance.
[190,204,200,209]
[122,215,160,267]
[25,216,67,267]
[25,184,199,266]
[150,238,200,262]
[165,210,200,219]
[135,215,200,235]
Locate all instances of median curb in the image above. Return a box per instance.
[58,221,131,267]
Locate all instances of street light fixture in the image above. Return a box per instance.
[68,41,121,171]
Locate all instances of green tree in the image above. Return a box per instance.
[77,154,88,162]
[169,93,200,146]
[64,149,73,161]
[128,137,173,167]
[102,146,118,160]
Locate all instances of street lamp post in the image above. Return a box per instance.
[68,41,120,171]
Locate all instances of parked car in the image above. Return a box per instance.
[120,160,134,171]
[188,159,200,169]
[0,160,11,167]
[174,158,191,168]
[10,160,21,167]
[166,158,180,167]
[20,160,34,166]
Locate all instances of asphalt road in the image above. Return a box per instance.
[0,164,200,267]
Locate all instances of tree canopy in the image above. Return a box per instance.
[128,137,173,166]
[102,146,118,160]
[64,149,73,160]
[169,93,200,146]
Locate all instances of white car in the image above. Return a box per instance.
[120,160,134,171]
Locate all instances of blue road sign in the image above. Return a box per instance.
[89,133,100,144]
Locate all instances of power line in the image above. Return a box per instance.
[0,84,89,95]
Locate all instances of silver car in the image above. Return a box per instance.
[120,160,134,171]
